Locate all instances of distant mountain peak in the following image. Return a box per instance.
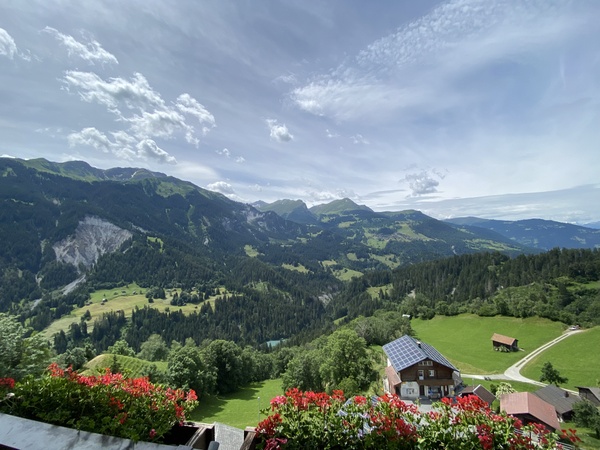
[309,198,372,216]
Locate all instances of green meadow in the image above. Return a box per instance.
[83,354,167,377]
[42,283,223,338]
[521,327,600,391]
[190,379,284,429]
[410,314,567,374]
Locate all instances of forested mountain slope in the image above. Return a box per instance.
[4,157,596,355]
[446,217,600,250]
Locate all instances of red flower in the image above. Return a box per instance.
[256,413,282,437]
[149,429,157,439]
[353,395,367,406]
[0,378,15,389]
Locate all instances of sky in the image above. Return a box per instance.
[1,0,599,224]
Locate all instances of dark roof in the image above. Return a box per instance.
[491,333,517,346]
[383,335,457,373]
[534,385,580,416]
[459,385,496,405]
[576,386,600,401]
[500,392,560,431]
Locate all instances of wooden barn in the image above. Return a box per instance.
[491,333,519,352]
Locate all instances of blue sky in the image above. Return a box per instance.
[1,0,599,223]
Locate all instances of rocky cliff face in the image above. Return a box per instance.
[53,216,133,270]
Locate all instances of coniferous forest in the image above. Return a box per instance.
[1,157,599,400]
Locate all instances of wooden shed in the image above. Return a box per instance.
[491,333,519,352]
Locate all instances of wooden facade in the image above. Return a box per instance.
[386,358,456,399]
[491,333,519,351]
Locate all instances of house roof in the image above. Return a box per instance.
[383,335,457,373]
[534,385,580,416]
[491,333,517,346]
[576,386,600,401]
[459,385,496,405]
[500,392,560,431]
[385,365,401,387]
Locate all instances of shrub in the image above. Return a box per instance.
[255,389,580,449]
[0,363,197,443]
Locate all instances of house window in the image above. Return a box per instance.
[418,370,424,380]
[428,369,436,378]
[418,360,433,366]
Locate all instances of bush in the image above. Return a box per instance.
[0,363,197,443]
[255,389,580,449]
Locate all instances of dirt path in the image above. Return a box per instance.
[463,329,584,387]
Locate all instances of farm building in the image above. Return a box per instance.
[491,333,519,352]
[457,384,496,406]
[533,385,580,421]
[500,392,560,432]
[576,386,600,406]
[383,335,461,400]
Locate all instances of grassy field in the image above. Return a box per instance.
[83,354,167,377]
[190,379,284,429]
[520,327,600,391]
[410,314,566,374]
[562,421,600,449]
[42,284,224,338]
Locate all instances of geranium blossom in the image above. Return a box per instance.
[255,390,579,450]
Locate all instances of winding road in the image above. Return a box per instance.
[463,329,585,388]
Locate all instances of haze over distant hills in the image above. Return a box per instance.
[444,217,600,251]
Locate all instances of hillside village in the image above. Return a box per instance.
[1,158,600,449]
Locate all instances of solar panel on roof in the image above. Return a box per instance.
[383,335,457,372]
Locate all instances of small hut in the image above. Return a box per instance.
[491,333,518,352]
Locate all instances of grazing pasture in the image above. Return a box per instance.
[190,378,283,429]
[42,283,226,338]
[410,314,566,374]
[520,326,600,391]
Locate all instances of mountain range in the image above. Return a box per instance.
[1,156,598,315]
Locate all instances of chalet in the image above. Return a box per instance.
[491,333,519,352]
[500,392,560,432]
[457,384,496,406]
[533,385,580,421]
[383,335,460,400]
[576,386,600,406]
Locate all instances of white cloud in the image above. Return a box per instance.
[266,119,293,142]
[235,156,245,164]
[0,28,30,61]
[217,148,231,158]
[62,70,216,159]
[1,154,16,158]
[136,139,176,164]
[127,109,188,140]
[325,129,339,138]
[351,134,369,145]
[206,181,243,201]
[0,28,18,59]
[404,171,439,196]
[207,181,235,195]
[67,127,113,153]
[290,0,579,122]
[274,73,297,84]
[67,128,176,164]
[62,71,164,112]
[42,27,118,65]
[176,93,215,134]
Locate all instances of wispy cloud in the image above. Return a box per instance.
[351,134,369,145]
[0,27,30,61]
[42,27,118,65]
[290,0,581,123]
